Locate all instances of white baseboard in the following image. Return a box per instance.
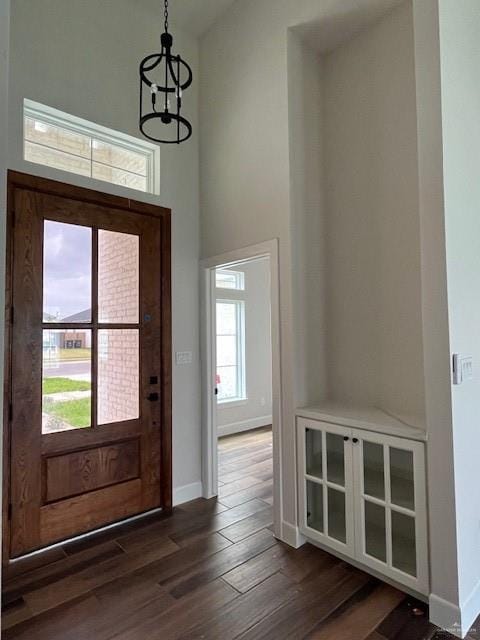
[460,578,480,638]
[173,481,203,506]
[279,520,306,549]
[430,579,480,638]
[429,595,462,637]
[217,415,272,438]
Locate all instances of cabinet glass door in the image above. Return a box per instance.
[298,418,354,556]
[354,431,427,594]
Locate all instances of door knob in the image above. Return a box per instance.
[352,438,359,444]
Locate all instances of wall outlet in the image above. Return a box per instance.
[452,354,473,385]
[176,351,193,365]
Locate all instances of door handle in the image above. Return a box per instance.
[148,392,159,402]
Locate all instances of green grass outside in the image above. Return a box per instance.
[44,398,91,429]
[59,348,91,362]
[43,377,91,394]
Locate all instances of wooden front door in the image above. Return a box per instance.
[4,172,171,560]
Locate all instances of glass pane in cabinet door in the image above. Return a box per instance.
[364,501,386,562]
[326,433,345,486]
[328,488,346,543]
[363,441,385,500]
[42,329,92,433]
[306,481,324,533]
[306,429,322,478]
[390,448,415,511]
[392,511,417,577]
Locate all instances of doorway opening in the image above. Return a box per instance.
[201,240,282,538]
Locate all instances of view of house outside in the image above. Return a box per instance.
[42,221,139,433]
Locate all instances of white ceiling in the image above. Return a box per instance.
[293,0,405,54]
[145,0,237,37]
[145,0,404,48]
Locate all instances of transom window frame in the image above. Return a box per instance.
[23,98,160,195]
[215,295,247,405]
[215,268,245,291]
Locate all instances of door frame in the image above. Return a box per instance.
[200,239,283,539]
[2,170,172,565]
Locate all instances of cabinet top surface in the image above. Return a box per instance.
[296,403,427,442]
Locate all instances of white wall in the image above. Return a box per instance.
[7,0,202,503]
[0,0,11,587]
[323,1,425,426]
[199,0,403,536]
[216,258,272,437]
[436,0,480,633]
[287,32,328,410]
[412,0,459,632]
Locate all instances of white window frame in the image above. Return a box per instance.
[216,298,246,405]
[23,99,160,195]
[215,268,245,291]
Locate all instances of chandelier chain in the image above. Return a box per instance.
[164,0,169,32]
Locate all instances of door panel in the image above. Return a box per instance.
[6,173,171,559]
[353,429,428,594]
[297,418,355,557]
[44,439,140,503]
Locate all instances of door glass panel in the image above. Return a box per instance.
[98,230,139,324]
[43,221,92,322]
[364,501,386,562]
[306,480,324,533]
[363,441,385,500]
[328,488,346,543]
[392,511,417,576]
[98,329,139,425]
[390,448,415,511]
[42,329,92,433]
[326,433,345,486]
[306,428,322,478]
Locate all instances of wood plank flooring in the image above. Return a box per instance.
[0,427,469,639]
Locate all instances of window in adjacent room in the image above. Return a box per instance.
[216,299,246,403]
[23,99,160,194]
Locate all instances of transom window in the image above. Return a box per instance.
[215,269,245,291]
[24,99,160,194]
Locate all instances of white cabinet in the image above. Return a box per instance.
[297,416,428,595]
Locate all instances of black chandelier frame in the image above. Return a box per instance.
[139,1,193,144]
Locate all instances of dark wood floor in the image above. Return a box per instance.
[0,427,466,639]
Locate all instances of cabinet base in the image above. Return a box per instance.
[302,532,428,602]
[278,521,306,548]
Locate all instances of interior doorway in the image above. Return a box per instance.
[201,240,282,538]
[3,171,172,562]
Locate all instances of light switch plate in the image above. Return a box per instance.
[176,351,193,365]
[453,354,473,385]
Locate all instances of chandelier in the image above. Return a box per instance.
[139,0,193,144]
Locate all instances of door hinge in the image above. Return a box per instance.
[214,388,218,396]
[8,503,12,520]
[8,402,12,423]
[10,306,14,325]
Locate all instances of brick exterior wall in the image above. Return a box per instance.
[97,231,139,424]
[98,230,139,323]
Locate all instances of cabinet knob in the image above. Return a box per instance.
[352,438,359,444]
[344,436,349,442]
